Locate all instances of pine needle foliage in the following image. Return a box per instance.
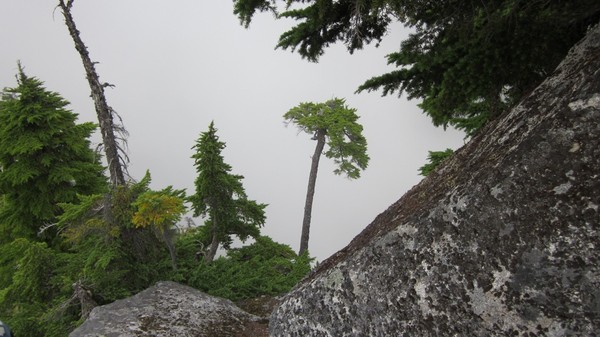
[285,98,369,179]
[132,189,186,232]
[55,172,179,309]
[0,238,61,337]
[233,0,600,135]
[189,122,267,263]
[132,186,186,270]
[418,148,454,177]
[0,65,106,242]
[184,235,313,301]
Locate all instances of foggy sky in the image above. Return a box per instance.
[0,0,465,261]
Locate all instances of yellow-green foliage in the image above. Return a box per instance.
[132,190,185,232]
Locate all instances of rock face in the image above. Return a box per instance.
[270,25,600,336]
[69,281,267,337]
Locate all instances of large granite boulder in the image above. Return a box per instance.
[270,24,600,336]
[69,281,268,337]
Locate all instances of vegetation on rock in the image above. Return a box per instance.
[2,1,597,335]
[0,70,310,336]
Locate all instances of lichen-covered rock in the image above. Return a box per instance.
[69,281,267,337]
[237,295,281,318]
[270,25,600,337]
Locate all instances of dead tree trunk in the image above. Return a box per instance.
[73,279,97,320]
[59,0,126,187]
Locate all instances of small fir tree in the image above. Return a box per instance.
[0,64,106,242]
[189,122,266,263]
[418,148,454,177]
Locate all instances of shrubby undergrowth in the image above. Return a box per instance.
[177,234,312,301]
[0,70,311,337]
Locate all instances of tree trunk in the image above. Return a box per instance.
[162,229,177,271]
[205,221,220,263]
[299,129,326,255]
[59,0,126,187]
[166,242,177,271]
[73,279,97,320]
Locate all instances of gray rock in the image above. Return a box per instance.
[270,24,600,336]
[69,281,267,337]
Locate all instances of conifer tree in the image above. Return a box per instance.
[284,98,369,255]
[189,122,266,263]
[234,0,600,135]
[418,149,454,177]
[0,65,106,242]
[132,185,186,271]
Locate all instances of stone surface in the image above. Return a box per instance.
[237,295,281,318]
[69,281,268,337]
[270,25,600,336]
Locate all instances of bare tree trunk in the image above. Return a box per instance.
[73,279,97,319]
[299,129,326,255]
[161,228,177,271]
[205,221,220,263]
[59,0,126,187]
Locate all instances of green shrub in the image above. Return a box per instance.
[181,235,312,301]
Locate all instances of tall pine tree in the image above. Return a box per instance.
[284,98,369,255]
[189,122,266,263]
[0,64,106,242]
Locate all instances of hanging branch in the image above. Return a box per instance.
[58,0,128,187]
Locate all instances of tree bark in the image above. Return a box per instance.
[161,229,177,271]
[59,0,126,187]
[299,129,326,255]
[205,221,220,263]
[73,279,97,320]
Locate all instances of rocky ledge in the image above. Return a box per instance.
[69,281,268,337]
[270,24,600,336]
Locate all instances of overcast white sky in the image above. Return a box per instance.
[1,0,464,261]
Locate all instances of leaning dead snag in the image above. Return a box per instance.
[58,0,128,187]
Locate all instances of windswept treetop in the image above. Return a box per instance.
[234,0,600,134]
[285,98,369,179]
[285,98,368,255]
